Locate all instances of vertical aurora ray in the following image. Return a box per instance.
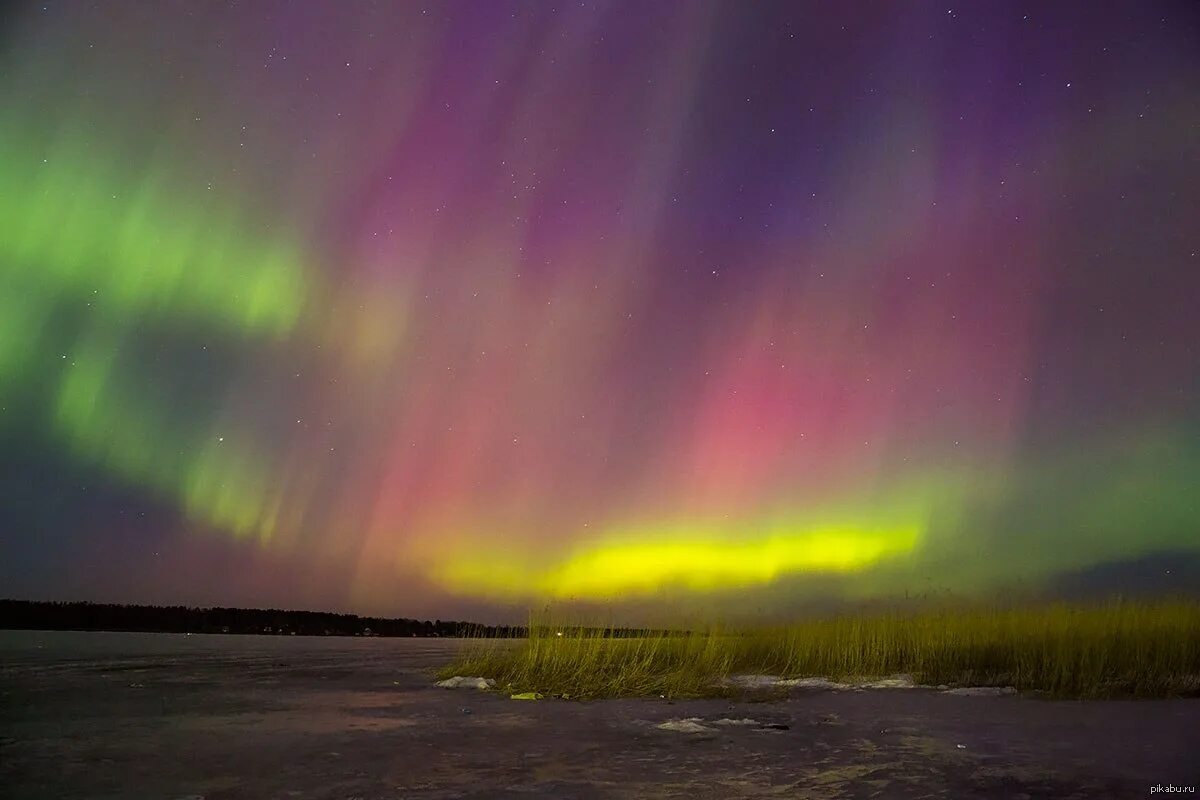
[0,1,1198,616]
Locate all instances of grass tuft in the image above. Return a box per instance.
[438,600,1200,700]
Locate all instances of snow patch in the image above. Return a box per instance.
[725,673,916,691]
[778,677,852,690]
[656,718,715,734]
[857,674,919,689]
[724,674,785,689]
[435,676,495,690]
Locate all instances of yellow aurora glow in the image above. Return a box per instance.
[430,521,922,600]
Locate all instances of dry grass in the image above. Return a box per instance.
[438,600,1200,699]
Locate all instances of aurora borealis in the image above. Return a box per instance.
[1,1,1198,619]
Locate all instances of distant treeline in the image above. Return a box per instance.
[0,599,525,638]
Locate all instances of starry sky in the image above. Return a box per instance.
[1,1,1198,620]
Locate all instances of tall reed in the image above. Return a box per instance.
[439,600,1200,699]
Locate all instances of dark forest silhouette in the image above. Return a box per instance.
[0,599,523,638]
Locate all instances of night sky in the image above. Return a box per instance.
[1,1,1198,620]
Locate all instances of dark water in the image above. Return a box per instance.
[1,630,1198,799]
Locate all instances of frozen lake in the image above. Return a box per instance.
[0,628,467,666]
[2,629,1197,799]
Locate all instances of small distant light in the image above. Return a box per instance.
[556,631,564,637]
